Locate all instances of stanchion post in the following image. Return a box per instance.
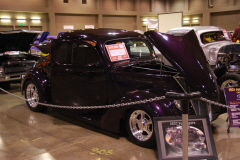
[165,92,201,160]
[181,99,189,160]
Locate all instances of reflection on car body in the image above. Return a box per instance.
[21,28,226,148]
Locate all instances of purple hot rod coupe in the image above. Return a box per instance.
[21,28,226,148]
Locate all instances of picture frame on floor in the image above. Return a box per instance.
[154,115,218,160]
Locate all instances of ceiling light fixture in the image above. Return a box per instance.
[0,18,11,22]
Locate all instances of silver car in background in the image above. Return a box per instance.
[167,26,240,88]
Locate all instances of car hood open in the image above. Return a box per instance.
[0,30,42,53]
[144,30,220,101]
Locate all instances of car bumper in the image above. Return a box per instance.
[0,72,25,82]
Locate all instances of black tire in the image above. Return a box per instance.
[218,73,240,89]
[126,109,156,148]
[24,80,47,112]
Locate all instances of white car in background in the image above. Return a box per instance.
[167,26,240,88]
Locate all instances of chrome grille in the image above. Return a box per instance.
[3,60,35,74]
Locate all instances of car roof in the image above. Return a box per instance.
[58,28,146,43]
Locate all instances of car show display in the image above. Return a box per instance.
[1,0,240,159]
[154,115,217,160]
[224,87,240,133]
[20,28,227,148]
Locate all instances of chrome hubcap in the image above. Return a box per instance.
[26,84,39,108]
[129,110,153,141]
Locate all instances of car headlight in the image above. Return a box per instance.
[209,48,218,61]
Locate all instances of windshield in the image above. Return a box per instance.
[200,31,227,44]
[105,39,154,62]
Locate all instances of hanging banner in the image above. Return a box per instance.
[147,19,158,29]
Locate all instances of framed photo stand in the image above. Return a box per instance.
[154,115,217,160]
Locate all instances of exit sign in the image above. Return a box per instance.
[19,23,24,26]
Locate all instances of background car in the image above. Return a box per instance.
[21,28,226,148]
[30,31,57,56]
[0,30,42,87]
[167,26,240,88]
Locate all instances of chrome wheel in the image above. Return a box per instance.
[129,110,153,142]
[26,83,39,108]
[24,80,46,112]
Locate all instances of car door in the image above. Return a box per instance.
[51,40,108,108]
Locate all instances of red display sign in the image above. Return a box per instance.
[106,43,130,62]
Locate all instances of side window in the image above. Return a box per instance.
[55,41,100,65]
[105,39,154,61]
[71,43,100,64]
[129,41,151,57]
[55,43,70,64]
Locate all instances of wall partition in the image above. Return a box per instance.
[55,14,98,34]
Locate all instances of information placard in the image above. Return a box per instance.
[224,87,240,127]
[105,43,130,62]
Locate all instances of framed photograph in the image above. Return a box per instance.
[154,115,217,160]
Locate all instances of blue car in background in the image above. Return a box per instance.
[30,31,57,56]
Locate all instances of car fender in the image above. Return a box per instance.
[100,90,181,133]
[22,68,51,102]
